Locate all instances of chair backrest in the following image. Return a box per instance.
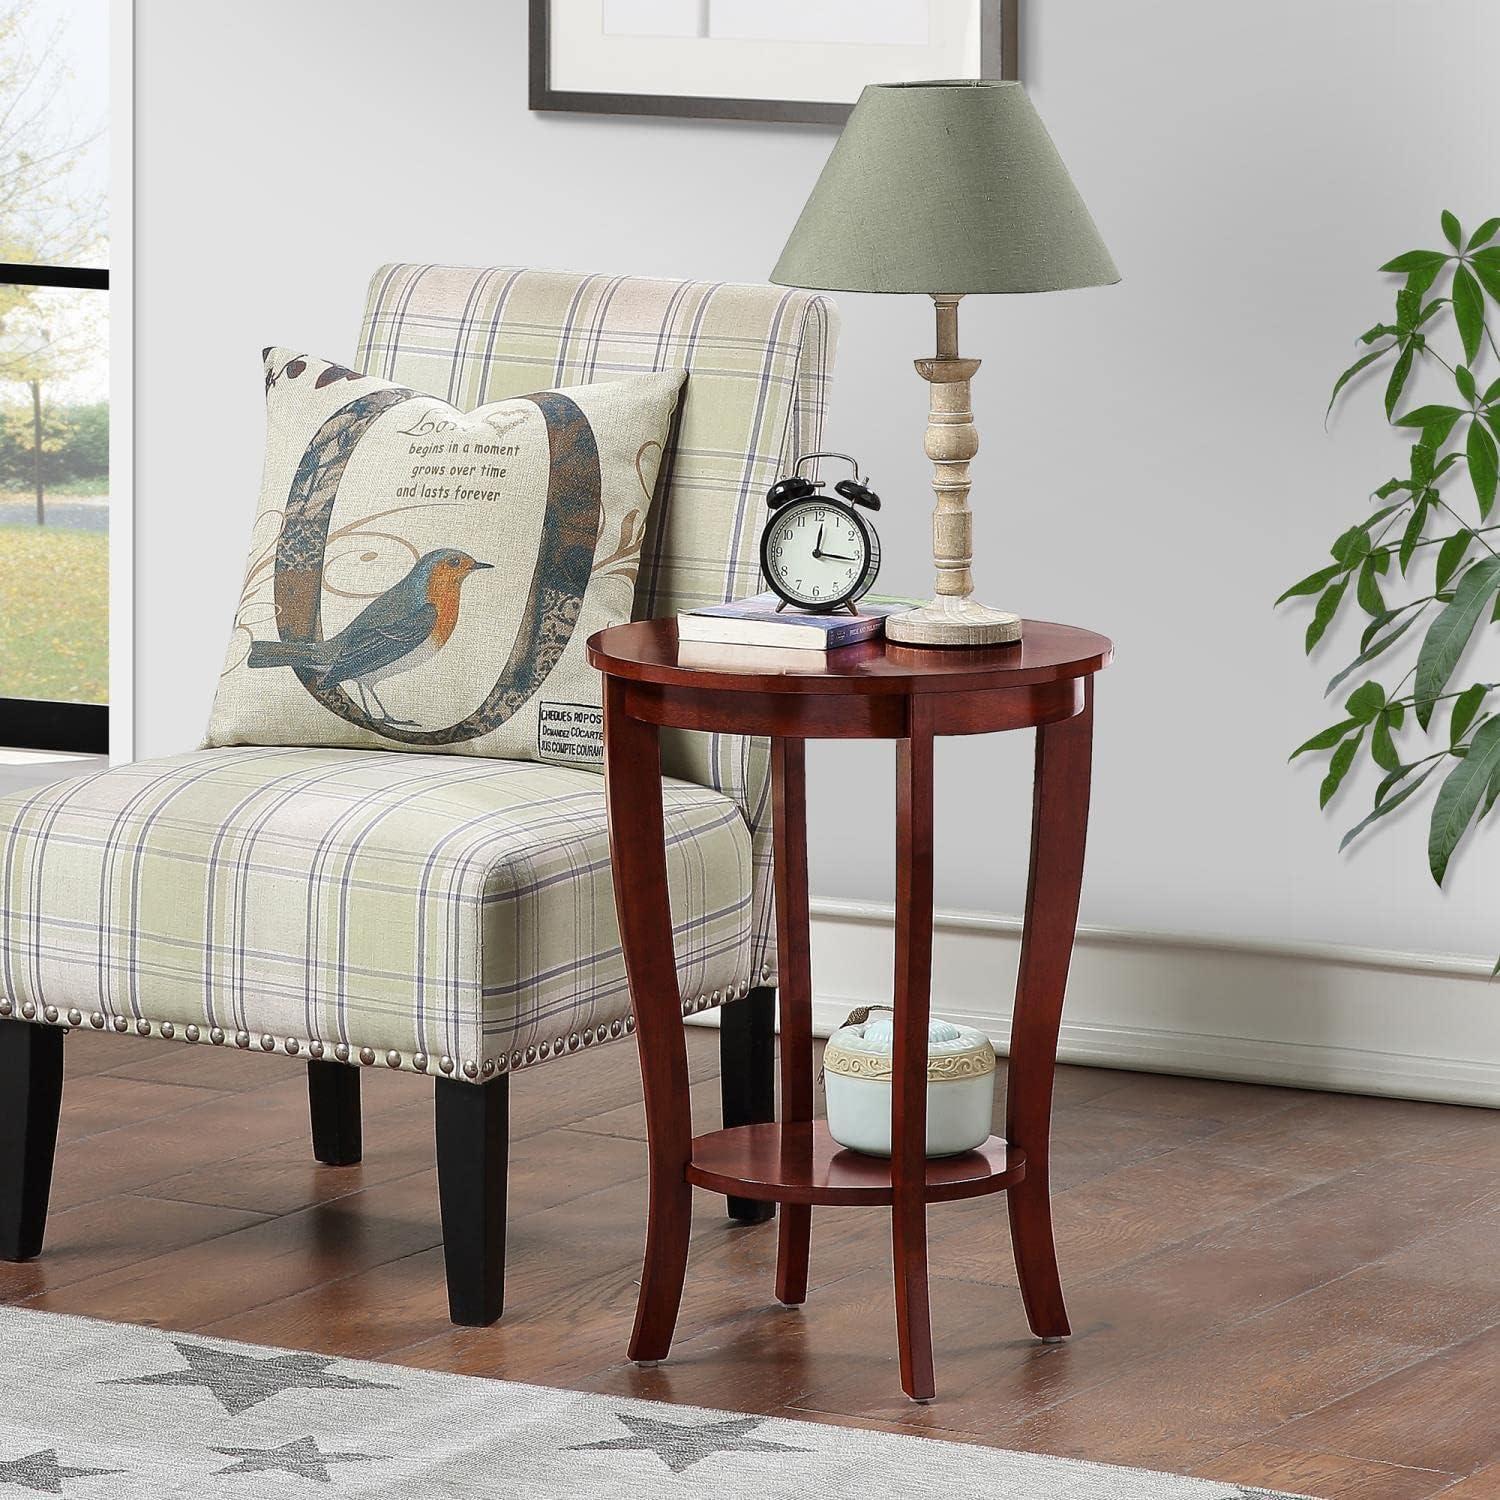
[354,265,840,985]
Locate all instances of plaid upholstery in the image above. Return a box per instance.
[355,266,840,985]
[0,748,752,1078]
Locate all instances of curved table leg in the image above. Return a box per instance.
[893,696,936,1402]
[772,737,813,1306]
[604,677,692,1364]
[1006,680,1094,1341]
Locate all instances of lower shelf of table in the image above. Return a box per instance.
[684,1121,1026,1207]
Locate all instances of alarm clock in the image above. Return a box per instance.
[760,452,882,614]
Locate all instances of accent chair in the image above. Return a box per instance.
[0,263,838,1325]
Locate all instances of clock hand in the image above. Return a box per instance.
[813,522,825,558]
[819,551,856,562]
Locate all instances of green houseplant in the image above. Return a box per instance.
[1279,211,1500,941]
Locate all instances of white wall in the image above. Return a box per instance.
[135,2,1500,1058]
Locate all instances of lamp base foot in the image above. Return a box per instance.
[885,596,1022,648]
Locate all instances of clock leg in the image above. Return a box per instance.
[604,678,692,1364]
[893,695,937,1403]
[1007,680,1094,1341]
[772,737,814,1306]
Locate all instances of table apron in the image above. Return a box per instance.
[617,677,1085,738]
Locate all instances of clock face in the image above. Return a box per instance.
[762,498,876,611]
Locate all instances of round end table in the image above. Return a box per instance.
[587,617,1112,1403]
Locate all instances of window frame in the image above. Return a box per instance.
[0,258,110,754]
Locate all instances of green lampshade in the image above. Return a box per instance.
[771,80,1118,296]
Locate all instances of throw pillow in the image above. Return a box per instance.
[204,350,685,766]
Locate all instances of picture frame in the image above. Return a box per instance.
[529,1,1020,127]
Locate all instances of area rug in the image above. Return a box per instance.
[0,1306,1303,1498]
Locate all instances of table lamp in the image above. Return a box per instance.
[771,80,1118,646]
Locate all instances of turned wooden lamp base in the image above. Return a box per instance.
[885,596,1022,647]
[888,293,1023,649]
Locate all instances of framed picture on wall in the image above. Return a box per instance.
[529,0,1020,126]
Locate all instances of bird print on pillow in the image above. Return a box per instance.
[248,548,493,726]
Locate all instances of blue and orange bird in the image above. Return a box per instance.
[248,548,494,725]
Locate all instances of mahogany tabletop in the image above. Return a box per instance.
[586,617,1114,698]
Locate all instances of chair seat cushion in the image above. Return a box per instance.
[0,748,753,1079]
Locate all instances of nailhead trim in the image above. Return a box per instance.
[359,1047,376,1066]
[0,999,12,1018]
[308,1040,324,1060]
[210,1027,225,1045]
[482,1059,495,1077]
[439,1056,455,1075]
[412,1054,428,1073]
[259,1034,275,1052]
[185,1024,200,1043]
[135,1019,150,1037]
[235,1031,251,1049]
[512,1050,523,1069]
[386,1050,401,1069]
[21,1002,35,1020]
[89,1013,104,1030]
[66,1008,82,1027]
[113,1016,129,1034]
[463,1060,479,1080]
[284,1037,300,1056]
[334,1043,351,1063]
[43,1006,58,1024]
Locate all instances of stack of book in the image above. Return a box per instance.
[676,592,913,669]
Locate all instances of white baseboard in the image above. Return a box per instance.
[691,898,1500,1107]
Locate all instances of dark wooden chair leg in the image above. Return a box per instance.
[1007,683,1093,1343]
[720,986,776,1224]
[0,1019,64,1263]
[435,1072,508,1327]
[308,1060,362,1166]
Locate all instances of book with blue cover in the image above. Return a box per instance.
[677,593,917,650]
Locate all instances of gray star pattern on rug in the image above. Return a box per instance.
[569,1412,810,1474]
[105,1339,396,1415]
[210,1437,380,1482]
[0,1448,121,1494]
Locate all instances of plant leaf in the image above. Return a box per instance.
[1291,717,1360,759]
[1384,345,1415,420]
[1371,712,1401,772]
[1454,267,1485,366]
[1415,556,1500,725]
[1327,609,1421,695]
[1276,562,1343,606]
[1380,250,1449,274]
[1472,253,1500,304]
[1436,529,1472,592]
[1306,576,1349,654]
[1330,525,1372,566]
[1429,717,1500,883]
[1395,405,1462,446]
[1470,217,1500,249]
[1356,557,1385,616]
[1452,682,1488,746]
[1345,681,1386,722]
[1457,363,1479,406]
[1442,211,1463,250]
[1340,764,1438,851]
[1327,344,1394,415]
[1320,731,1364,809]
[1469,417,1499,517]
[1399,497,1429,574]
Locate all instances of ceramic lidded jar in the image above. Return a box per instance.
[823,1013,996,1158]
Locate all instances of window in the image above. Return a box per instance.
[0,0,110,754]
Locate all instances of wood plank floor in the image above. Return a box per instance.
[5,1026,1498,1498]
